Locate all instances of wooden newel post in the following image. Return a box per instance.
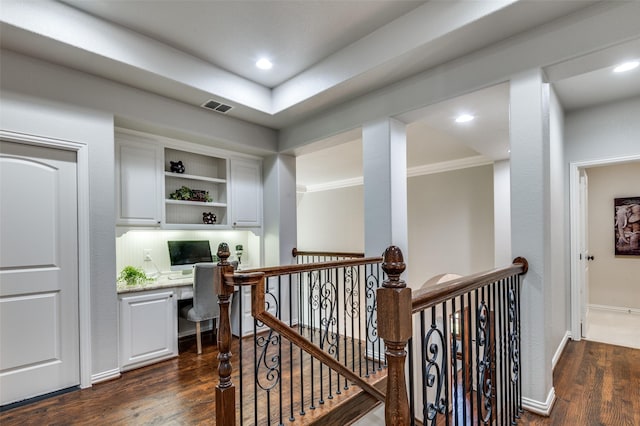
[215,243,236,426]
[378,246,412,426]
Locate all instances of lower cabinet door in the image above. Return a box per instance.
[119,290,177,371]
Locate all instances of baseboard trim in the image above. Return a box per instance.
[552,331,571,370]
[91,368,121,384]
[588,304,640,315]
[522,387,556,416]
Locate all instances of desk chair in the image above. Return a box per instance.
[179,263,220,354]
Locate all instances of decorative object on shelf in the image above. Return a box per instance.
[170,160,185,173]
[169,186,212,202]
[615,196,640,256]
[118,265,153,287]
[235,244,243,267]
[191,189,209,202]
[203,211,217,224]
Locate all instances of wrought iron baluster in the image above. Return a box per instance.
[423,305,447,425]
[365,263,378,377]
[288,274,294,422]
[420,311,427,424]
[451,296,459,426]
[514,275,524,418]
[443,301,450,426]
[467,291,474,423]
[277,276,283,425]
[309,269,318,409]
[499,278,507,426]
[477,286,493,424]
[238,282,244,426]
[298,270,306,416]
[358,264,363,379]
[460,293,468,425]
[408,335,415,426]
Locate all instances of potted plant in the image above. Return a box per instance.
[118,266,153,287]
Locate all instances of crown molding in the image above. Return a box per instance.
[298,155,494,193]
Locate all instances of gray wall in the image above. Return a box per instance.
[565,96,640,163]
[0,91,118,377]
[549,87,568,365]
[0,49,278,379]
[297,186,365,253]
[587,163,640,309]
[296,165,495,290]
[407,166,494,288]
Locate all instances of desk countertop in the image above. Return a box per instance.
[117,276,193,295]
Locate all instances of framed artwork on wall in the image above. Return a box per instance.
[614,196,640,256]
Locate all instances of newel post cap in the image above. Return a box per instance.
[217,242,230,265]
[382,246,406,289]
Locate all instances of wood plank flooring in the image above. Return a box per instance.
[0,330,386,425]
[2,338,637,425]
[520,339,640,426]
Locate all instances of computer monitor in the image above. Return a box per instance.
[167,240,213,274]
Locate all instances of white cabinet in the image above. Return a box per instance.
[230,158,262,228]
[115,137,162,226]
[115,130,263,230]
[119,290,177,371]
[164,147,229,228]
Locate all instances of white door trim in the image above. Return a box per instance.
[0,130,92,389]
[569,154,640,340]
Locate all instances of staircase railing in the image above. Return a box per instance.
[215,243,528,425]
[215,243,385,425]
[380,246,528,425]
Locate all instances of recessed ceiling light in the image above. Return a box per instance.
[613,61,639,73]
[256,58,273,70]
[455,114,474,123]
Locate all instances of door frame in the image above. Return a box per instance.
[569,154,640,340]
[0,130,91,389]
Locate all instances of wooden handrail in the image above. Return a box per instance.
[238,256,382,278]
[292,247,365,258]
[224,270,386,403]
[411,257,528,313]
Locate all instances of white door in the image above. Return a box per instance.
[579,169,589,338]
[0,141,79,405]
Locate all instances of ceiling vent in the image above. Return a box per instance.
[201,99,233,114]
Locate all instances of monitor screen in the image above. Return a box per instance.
[167,240,213,271]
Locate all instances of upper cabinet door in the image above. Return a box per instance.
[116,137,163,226]
[230,158,262,228]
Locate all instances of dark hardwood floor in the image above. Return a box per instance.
[1,337,637,425]
[520,339,640,426]
[0,330,385,425]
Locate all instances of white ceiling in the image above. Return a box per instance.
[1,0,640,188]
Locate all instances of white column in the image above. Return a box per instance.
[263,154,297,267]
[362,117,408,258]
[510,69,554,409]
[493,160,511,266]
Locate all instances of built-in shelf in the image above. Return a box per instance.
[164,147,228,227]
[165,199,227,207]
[164,171,226,184]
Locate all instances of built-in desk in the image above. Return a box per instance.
[117,275,247,371]
[117,275,194,299]
[117,276,197,371]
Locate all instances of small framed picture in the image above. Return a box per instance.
[614,197,640,256]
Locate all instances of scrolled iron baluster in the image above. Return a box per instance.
[508,287,520,384]
[477,300,493,424]
[319,279,338,357]
[255,330,281,392]
[422,318,447,423]
[344,266,360,319]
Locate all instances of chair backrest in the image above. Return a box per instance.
[192,263,220,320]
